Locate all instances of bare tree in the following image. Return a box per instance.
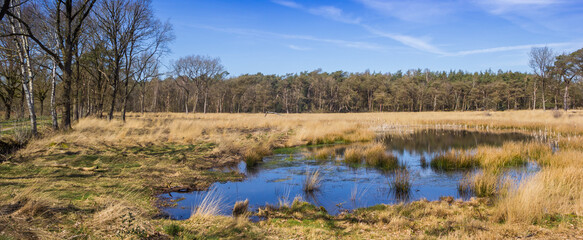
[97,0,172,122]
[7,0,37,134]
[5,0,97,129]
[119,1,172,122]
[173,55,225,114]
[529,47,554,110]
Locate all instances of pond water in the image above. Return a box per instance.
[160,129,538,220]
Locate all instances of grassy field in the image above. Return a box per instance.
[1,110,583,239]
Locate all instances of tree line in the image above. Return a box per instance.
[0,0,582,135]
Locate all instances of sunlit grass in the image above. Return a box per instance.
[190,188,224,218]
[303,169,322,192]
[390,169,411,196]
[430,149,479,170]
[363,143,399,170]
[458,171,499,198]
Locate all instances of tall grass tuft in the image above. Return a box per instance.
[363,143,399,170]
[232,199,249,217]
[244,144,271,167]
[313,147,336,161]
[390,168,411,197]
[476,142,527,169]
[496,153,583,224]
[344,147,363,165]
[431,149,479,170]
[303,169,322,192]
[190,188,224,218]
[458,171,499,197]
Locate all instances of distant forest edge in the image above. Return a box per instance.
[0,0,582,135]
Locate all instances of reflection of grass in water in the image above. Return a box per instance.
[390,169,411,201]
[268,177,292,183]
[350,184,371,207]
[420,155,428,168]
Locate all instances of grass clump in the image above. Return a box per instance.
[233,199,249,217]
[163,223,184,237]
[476,142,527,169]
[363,143,398,170]
[458,171,499,197]
[190,188,224,218]
[390,169,411,197]
[344,146,363,165]
[303,169,322,192]
[313,147,336,161]
[244,144,271,167]
[431,149,479,170]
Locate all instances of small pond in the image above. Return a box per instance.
[160,129,538,220]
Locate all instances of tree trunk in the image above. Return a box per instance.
[564,84,569,111]
[4,103,10,120]
[542,78,546,111]
[533,81,537,110]
[203,91,208,114]
[9,14,37,134]
[51,57,58,129]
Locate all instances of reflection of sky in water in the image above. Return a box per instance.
[160,130,537,220]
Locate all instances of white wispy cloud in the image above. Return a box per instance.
[356,0,457,23]
[362,25,446,55]
[272,0,441,54]
[474,0,561,14]
[271,0,302,9]
[271,0,580,57]
[451,42,579,56]
[192,24,383,50]
[288,45,311,51]
[307,6,361,24]
[273,0,360,24]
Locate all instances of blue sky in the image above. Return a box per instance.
[151,0,583,76]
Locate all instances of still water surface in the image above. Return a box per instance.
[161,129,537,220]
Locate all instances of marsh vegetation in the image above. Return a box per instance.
[1,111,583,239]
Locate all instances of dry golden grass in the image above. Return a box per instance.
[431,149,479,170]
[343,146,364,164]
[313,147,337,161]
[496,150,583,224]
[303,169,322,192]
[458,171,500,197]
[3,110,583,239]
[363,143,399,169]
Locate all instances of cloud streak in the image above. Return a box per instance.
[288,45,311,51]
[356,0,457,23]
[450,42,578,56]
[273,0,443,54]
[271,0,581,57]
[362,25,446,55]
[192,24,383,50]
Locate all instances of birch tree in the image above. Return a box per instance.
[529,47,555,110]
[5,0,97,129]
[7,1,37,134]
